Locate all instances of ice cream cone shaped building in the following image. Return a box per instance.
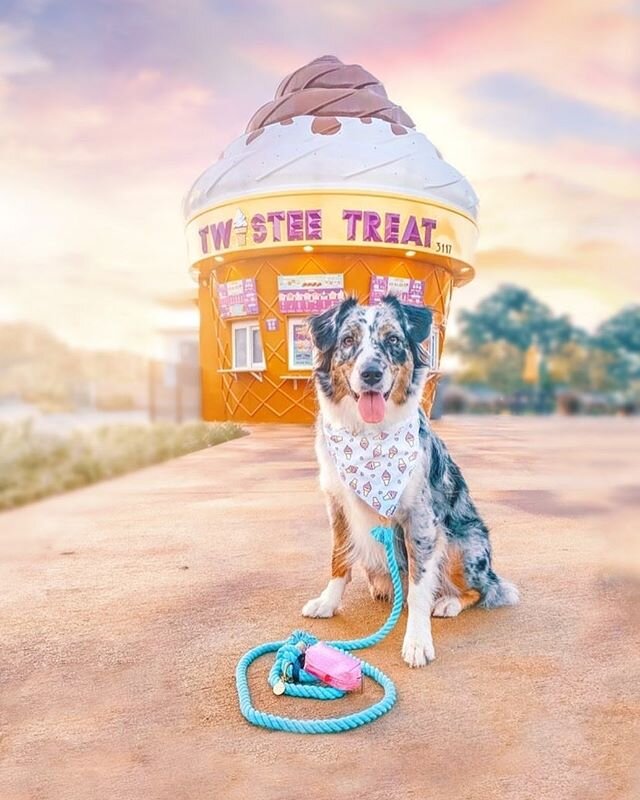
[184,56,478,423]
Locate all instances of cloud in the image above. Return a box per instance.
[0,0,638,351]
[0,22,49,77]
[468,72,640,152]
[474,172,640,256]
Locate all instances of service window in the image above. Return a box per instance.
[288,318,313,370]
[232,321,265,370]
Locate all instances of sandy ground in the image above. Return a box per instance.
[0,417,638,800]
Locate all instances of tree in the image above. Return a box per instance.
[450,285,599,399]
[448,286,637,403]
[455,340,525,395]
[455,285,587,356]
[547,341,617,392]
[593,306,640,388]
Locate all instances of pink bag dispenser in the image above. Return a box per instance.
[303,642,362,691]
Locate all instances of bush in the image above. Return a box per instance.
[0,420,246,511]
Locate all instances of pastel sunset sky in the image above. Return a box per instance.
[1,0,638,353]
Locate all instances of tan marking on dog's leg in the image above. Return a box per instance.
[330,503,352,579]
[302,498,352,618]
[432,546,481,617]
[459,589,481,608]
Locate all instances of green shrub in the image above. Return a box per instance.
[0,420,246,511]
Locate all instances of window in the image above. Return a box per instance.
[231,321,265,370]
[427,325,440,371]
[287,318,313,370]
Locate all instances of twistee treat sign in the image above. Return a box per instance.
[185,191,477,272]
[277,274,345,314]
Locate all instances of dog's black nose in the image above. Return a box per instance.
[361,363,383,387]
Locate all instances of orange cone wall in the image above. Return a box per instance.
[198,252,455,423]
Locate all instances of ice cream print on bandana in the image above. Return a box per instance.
[323,416,421,518]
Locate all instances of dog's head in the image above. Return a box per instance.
[309,295,432,426]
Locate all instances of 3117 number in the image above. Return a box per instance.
[435,242,452,254]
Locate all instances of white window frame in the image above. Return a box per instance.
[287,317,313,371]
[428,324,440,372]
[231,320,265,371]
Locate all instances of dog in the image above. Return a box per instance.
[302,295,518,667]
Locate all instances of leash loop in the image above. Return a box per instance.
[235,525,403,733]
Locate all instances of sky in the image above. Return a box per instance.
[0,0,638,353]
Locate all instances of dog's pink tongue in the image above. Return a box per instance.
[357,391,386,423]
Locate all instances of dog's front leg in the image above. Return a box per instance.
[302,496,352,618]
[401,508,444,667]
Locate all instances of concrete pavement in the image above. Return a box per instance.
[1,417,638,799]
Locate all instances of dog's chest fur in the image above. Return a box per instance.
[315,419,428,573]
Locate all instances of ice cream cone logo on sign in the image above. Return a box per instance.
[233,209,248,246]
[362,482,372,497]
[382,470,391,486]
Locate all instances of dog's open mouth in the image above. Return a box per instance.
[356,391,389,424]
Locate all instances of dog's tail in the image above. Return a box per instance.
[479,573,520,609]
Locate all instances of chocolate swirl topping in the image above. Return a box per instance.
[245,55,415,133]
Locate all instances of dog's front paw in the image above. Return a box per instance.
[302,594,339,618]
[402,634,435,667]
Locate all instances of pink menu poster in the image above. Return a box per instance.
[217,278,259,319]
[277,274,345,314]
[369,275,425,307]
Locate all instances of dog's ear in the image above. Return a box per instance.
[308,297,357,353]
[381,295,432,342]
[402,303,433,343]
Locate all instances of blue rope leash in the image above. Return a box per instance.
[235,525,403,733]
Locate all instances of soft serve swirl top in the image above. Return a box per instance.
[183,56,478,222]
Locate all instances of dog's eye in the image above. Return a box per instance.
[341,335,354,347]
[387,334,401,346]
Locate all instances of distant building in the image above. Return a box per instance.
[152,291,200,421]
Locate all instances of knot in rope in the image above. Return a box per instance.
[272,631,317,682]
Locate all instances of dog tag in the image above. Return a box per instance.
[272,679,286,696]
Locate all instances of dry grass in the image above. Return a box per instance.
[0,420,246,510]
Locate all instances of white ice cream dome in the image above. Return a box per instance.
[184,56,478,221]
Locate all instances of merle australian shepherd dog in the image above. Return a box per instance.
[303,295,518,667]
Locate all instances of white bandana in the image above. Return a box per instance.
[323,416,421,518]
